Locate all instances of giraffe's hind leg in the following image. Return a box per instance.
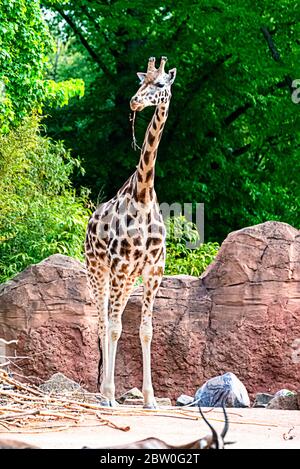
[87,268,111,405]
[100,274,136,407]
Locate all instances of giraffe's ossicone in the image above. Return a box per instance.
[85,56,176,408]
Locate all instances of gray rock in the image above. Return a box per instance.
[39,372,81,394]
[122,397,172,407]
[274,389,294,398]
[194,372,250,407]
[267,394,299,410]
[156,397,172,407]
[253,392,274,408]
[123,398,144,406]
[117,387,144,404]
[176,394,194,406]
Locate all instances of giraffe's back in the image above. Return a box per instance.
[85,191,165,278]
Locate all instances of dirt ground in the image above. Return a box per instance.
[0,407,299,449]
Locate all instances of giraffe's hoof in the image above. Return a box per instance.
[97,398,119,407]
[143,402,157,410]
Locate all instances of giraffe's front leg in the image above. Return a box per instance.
[140,267,163,409]
[100,275,136,407]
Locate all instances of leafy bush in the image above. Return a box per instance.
[0,0,53,132]
[0,115,91,283]
[165,216,220,276]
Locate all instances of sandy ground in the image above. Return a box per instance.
[0,408,300,449]
[0,407,299,449]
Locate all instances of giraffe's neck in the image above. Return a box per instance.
[134,101,170,203]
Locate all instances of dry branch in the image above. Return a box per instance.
[96,412,130,432]
[0,369,130,434]
[0,339,18,346]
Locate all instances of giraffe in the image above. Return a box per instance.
[85,56,176,408]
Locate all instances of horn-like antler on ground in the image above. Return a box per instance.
[198,406,223,449]
[221,403,229,440]
[0,407,231,450]
[0,439,38,449]
[98,406,229,450]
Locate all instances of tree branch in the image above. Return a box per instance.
[261,27,280,61]
[56,8,114,80]
[261,26,293,92]
[231,143,251,157]
[224,102,252,126]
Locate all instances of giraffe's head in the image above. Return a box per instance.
[130,56,176,112]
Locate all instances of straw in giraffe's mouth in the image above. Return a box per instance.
[130,102,144,112]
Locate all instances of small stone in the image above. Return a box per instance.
[176,394,194,406]
[194,372,250,408]
[156,397,172,407]
[117,387,144,404]
[253,393,274,408]
[122,397,172,407]
[123,398,144,406]
[267,395,299,410]
[39,372,81,394]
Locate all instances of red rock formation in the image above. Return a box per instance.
[0,255,99,390]
[0,221,299,402]
[200,221,300,397]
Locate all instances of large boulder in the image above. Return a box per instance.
[200,221,300,396]
[193,372,250,407]
[0,221,300,402]
[0,255,99,390]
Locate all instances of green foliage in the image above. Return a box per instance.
[0,0,53,131]
[0,0,85,133]
[0,115,91,283]
[42,0,300,242]
[165,216,220,276]
[1,0,299,284]
[44,78,85,107]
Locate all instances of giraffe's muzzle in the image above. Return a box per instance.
[130,97,144,112]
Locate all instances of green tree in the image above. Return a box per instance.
[0,0,84,132]
[43,0,300,242]
[0,0,89,283]
[0,0,52,131]
[0,115,91,283]
[165,216,219,276]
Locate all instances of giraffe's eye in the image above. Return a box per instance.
[156,82,164,88]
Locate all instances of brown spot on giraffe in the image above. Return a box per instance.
[137,170,143,182]
[150,248,160,258]
[120,263,129,274]
[148,131,155,146]
[138,188,147,204]
[110,239,118,254]
[143,151,150,165]
[111,257,120,271]
[133,237,142,246]
[133,249,143,260]
[111,277,118,288]
[145,168,154,183]
[146,237,161,248]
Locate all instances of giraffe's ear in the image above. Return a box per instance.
[137,72,146,83]
[168,68,177,84]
